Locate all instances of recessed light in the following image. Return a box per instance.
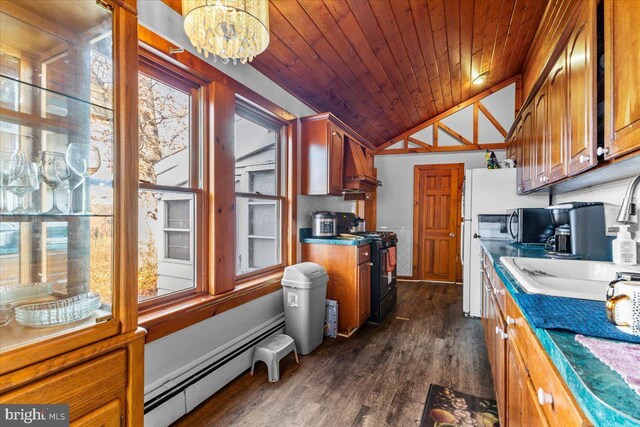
[472,72,488,85]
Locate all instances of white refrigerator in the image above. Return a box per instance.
[462,168,548,317]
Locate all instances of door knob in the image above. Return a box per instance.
[449,233,455,238]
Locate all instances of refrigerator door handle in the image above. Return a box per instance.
[460,221,465,266]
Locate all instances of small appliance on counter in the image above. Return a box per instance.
[334,211,365,234]
[544,204,574,257]
[507,208,555,244]
[311,211,337,237]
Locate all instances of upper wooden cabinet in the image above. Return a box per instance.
[566,4,597,175]
[603,0,640,159]
[300,114,345,196]
[517,106,535,193]
[300,113,377,196]
[533,84,549,187]
[548,51,568,182]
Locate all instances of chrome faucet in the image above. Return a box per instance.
[617,175,640,224]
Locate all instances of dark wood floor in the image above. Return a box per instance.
[173,281,494,427]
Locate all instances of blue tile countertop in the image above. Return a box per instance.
[480,239,640,426]
[299,228,373,246]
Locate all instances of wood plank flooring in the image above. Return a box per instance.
[172,281,494,427]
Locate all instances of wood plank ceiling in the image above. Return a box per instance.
[164,0,547,146]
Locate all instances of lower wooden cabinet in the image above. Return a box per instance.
[302,243,372,336]
[0,329,145,426]
[480,248,590,426]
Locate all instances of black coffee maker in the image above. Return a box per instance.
[545,202,612,260]
[545,205,573,256]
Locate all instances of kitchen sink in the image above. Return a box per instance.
[500,256,640,301]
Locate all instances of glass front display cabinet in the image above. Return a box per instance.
[0,0,117,352]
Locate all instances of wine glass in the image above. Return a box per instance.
[53,156,82,215]
[39,151,66,215]
[0,150,25,213]
[8,161,40,214]
[66,143,101,214]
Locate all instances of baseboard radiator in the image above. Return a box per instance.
[144,316,285,426]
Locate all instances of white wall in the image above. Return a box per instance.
[375,151,506,229]
[138,0,313,403]
[552,177,634,207]
[297,195,356,229]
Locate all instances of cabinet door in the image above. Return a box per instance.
[567,9,597,175]
[507,341,549,427]
[357,262,371,325]
[548,51,568,182]
[329,125,345,196]
[604,0,640,159]
[71,400,121,427]
[521,107,535,192]
[492,297,507,425]
[515,124,525,194]
[533,84,549,187]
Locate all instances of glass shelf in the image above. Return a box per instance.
[0,0,115,352]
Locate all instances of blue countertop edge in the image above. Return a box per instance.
[299,228,373,246]
[480,239,640,427]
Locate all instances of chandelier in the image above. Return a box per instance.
[182,0,270,65]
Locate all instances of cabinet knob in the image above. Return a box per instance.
[364,252,369,256]
[369,262,374,266]
[495,326,508,339]
[506,316,517,325]
[579,154,590,164]
[537,388,554,406]
[597,147,609,156]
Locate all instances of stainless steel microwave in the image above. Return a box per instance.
[507,208,555,244]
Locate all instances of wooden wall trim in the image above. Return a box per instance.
[113,3,139,334]
[374,75,520,153]
[208,82,236,295]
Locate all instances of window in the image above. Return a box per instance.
[137,56,202,304]
[235,102,285,277]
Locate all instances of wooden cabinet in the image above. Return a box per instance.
[71,400,122,427]
[302,243,372,336]
[603,0,640,159]
[566,4,597,175]
[300,114,345,195]
[357,262,371,324]
[300,113,378,196]
[533,84,549,187]
[0,1,143,424]
[548,51,568,182]
[480,247,590,426]
[517,106,535,193]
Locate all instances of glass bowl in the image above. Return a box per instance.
[15,293,101,328]
[0,303,16,326]
[0,282,53,304]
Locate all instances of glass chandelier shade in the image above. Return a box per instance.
[182,0,270,65]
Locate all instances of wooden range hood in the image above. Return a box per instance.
[343,137,380,193]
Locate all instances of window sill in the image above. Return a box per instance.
[139,271,284,343]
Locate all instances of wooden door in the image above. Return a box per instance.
[507,342,525,427]
[548,51,568,182]
[521,106,535,192]
[328,124,344,195]
[515,123,525,194]
[413,164,463,282]
[491,296,507,425]
[357,262,371,324]
[604,0,640,159]
[533,84,549,187]
[566,7,596,175]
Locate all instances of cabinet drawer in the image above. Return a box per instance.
[2,350,127,422]
[358,244,371,264]
[526,330,589,426]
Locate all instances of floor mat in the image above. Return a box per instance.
[420,384,499,427]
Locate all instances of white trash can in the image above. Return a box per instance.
[281,262,328,355]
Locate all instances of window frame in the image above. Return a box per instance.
[234,99,288,283]
[163,198,193,263]
[137,53,206,310]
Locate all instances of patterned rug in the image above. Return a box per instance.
[420,384,499,427]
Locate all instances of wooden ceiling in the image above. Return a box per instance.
[163,0,548,146]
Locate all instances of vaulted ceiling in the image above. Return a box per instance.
[163,0,548,146]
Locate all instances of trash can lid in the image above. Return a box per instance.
[282,262,329,289]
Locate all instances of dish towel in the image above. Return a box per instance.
[386,246,397,273]
[513,293,640,344]
[575,334,640,396]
